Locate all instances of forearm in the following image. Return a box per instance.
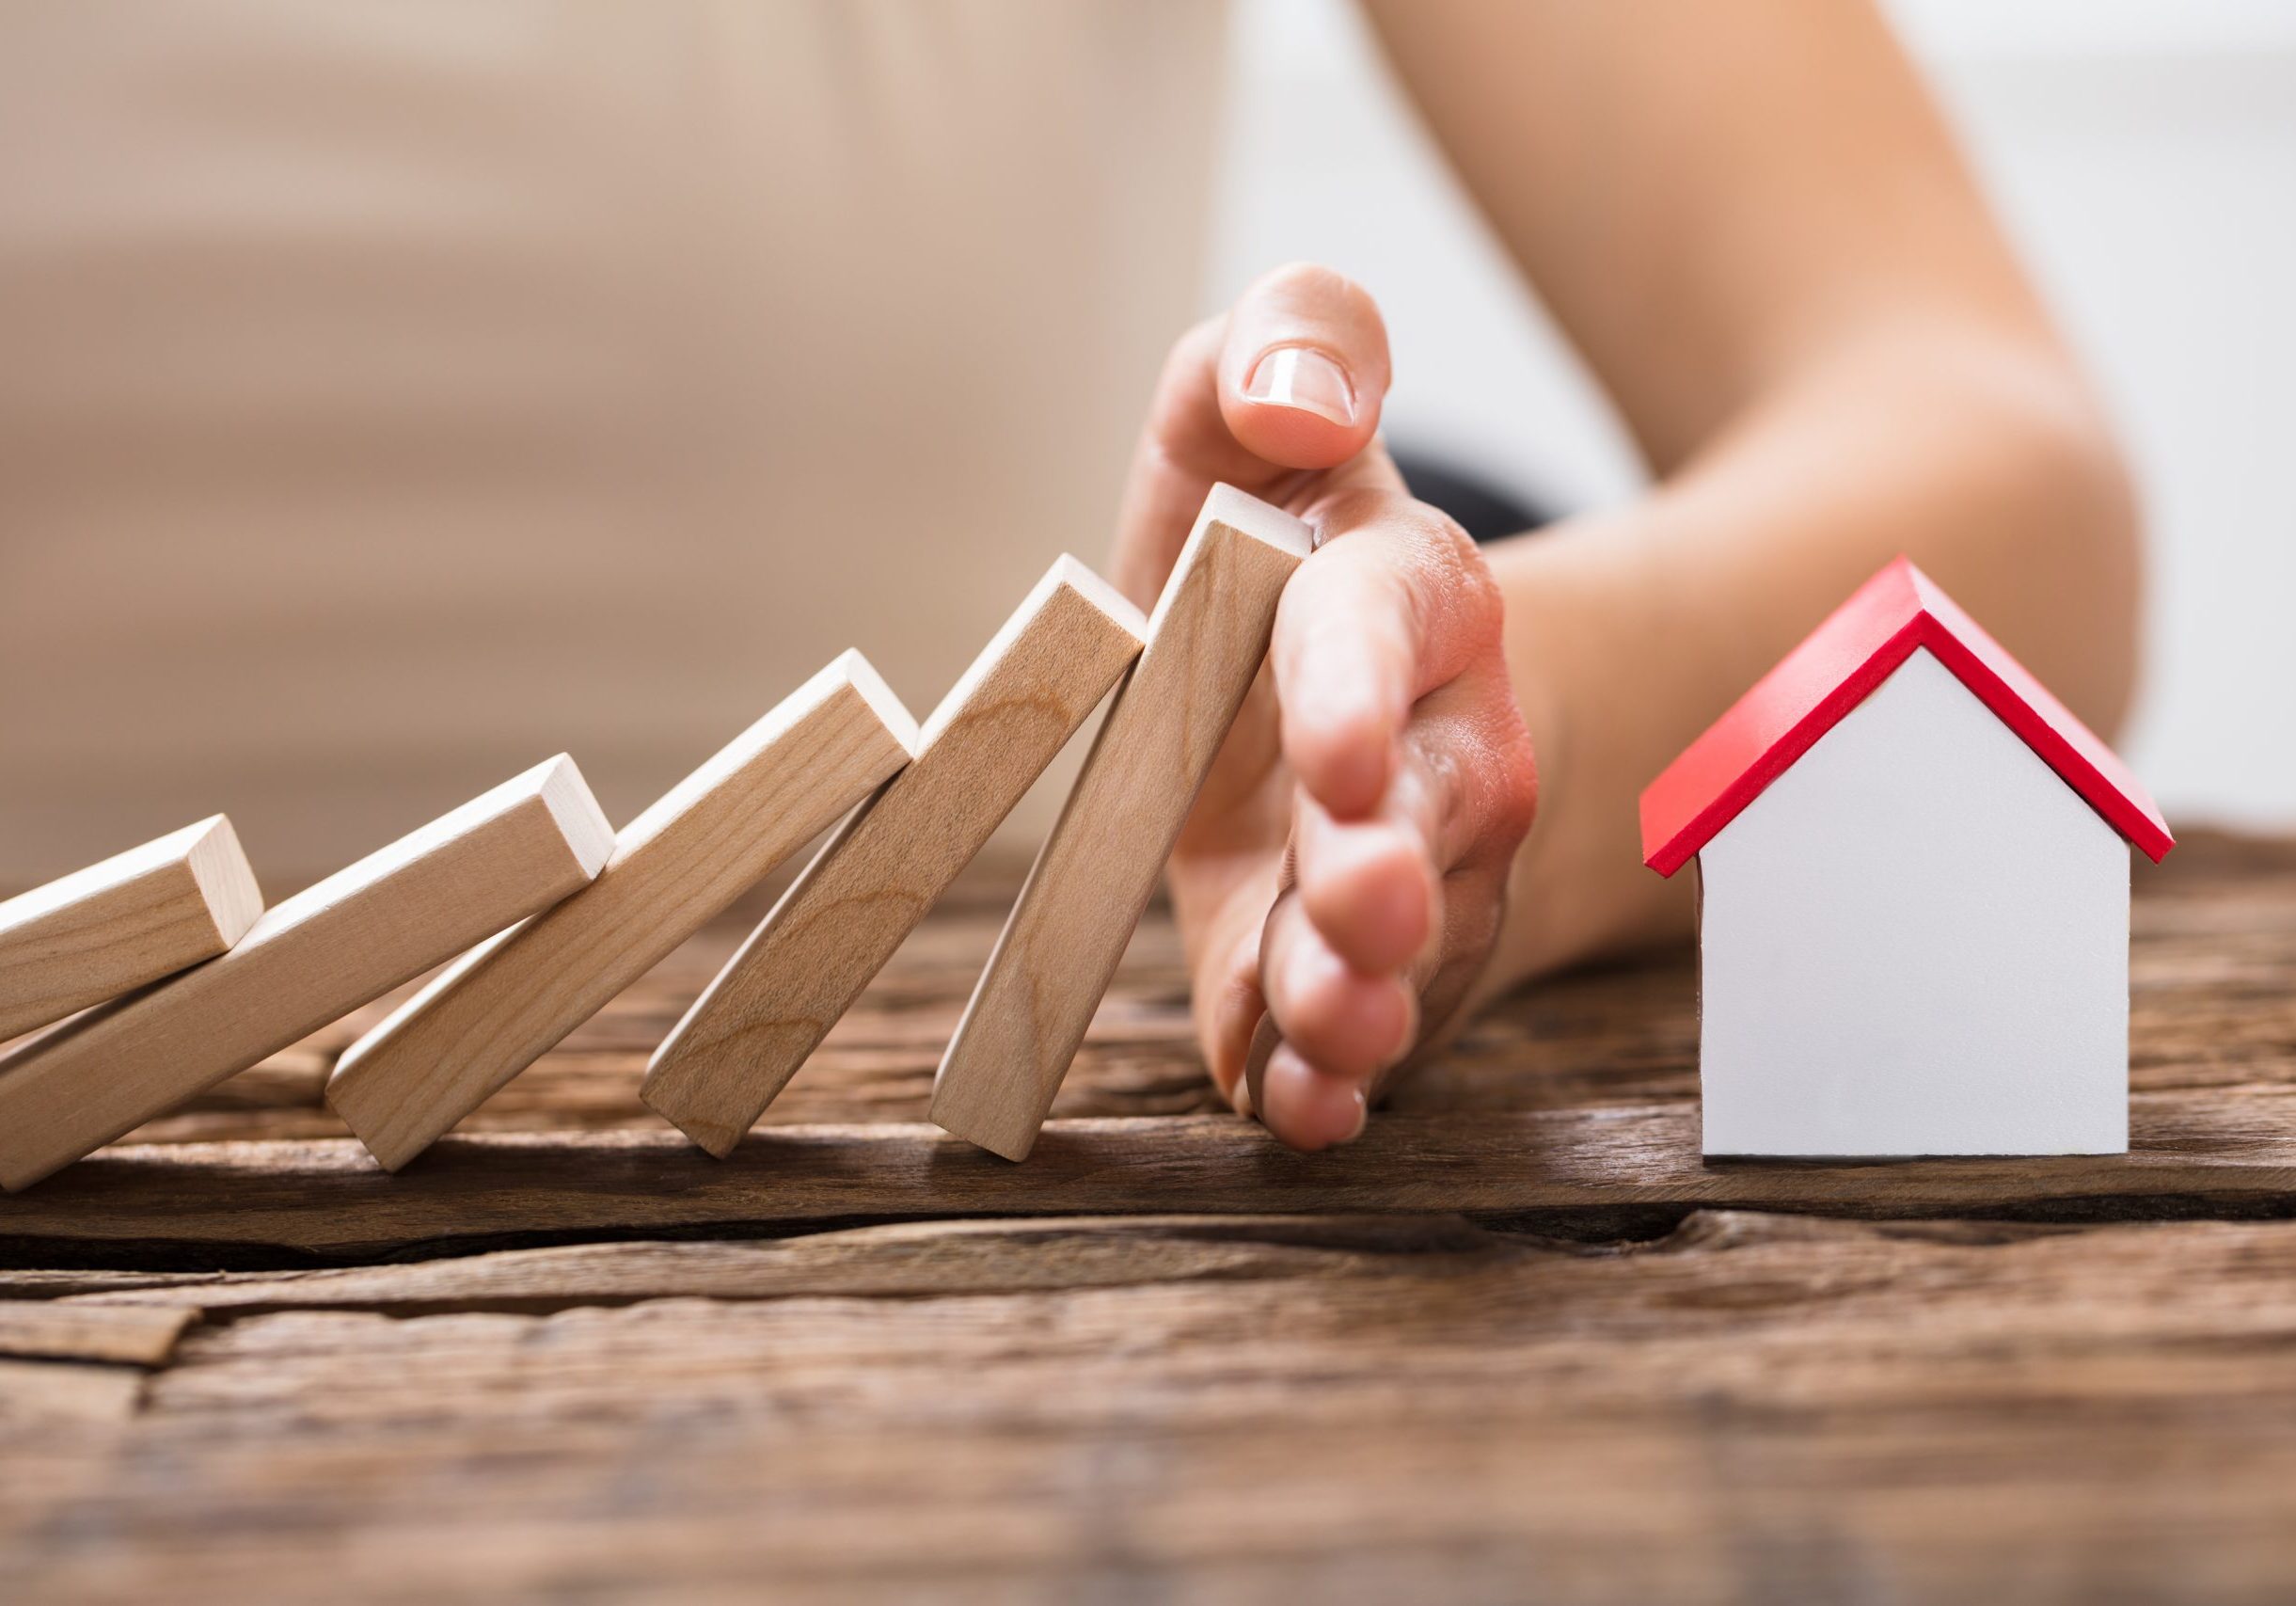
[1478,321,2140,992]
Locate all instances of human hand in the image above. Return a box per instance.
[1110,264,1539,1152]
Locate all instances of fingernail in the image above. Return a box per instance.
[1339,1086,1369,1145]
[1383,979,1420,1069]
[1243,1012,1281,1123]
[1227,1070,1255,1121]
[1243,345,1355,426]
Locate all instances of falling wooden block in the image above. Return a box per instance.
[642,558,1148,1155]
[931,484,1311,1160]
[327,652,918,1170]
[0,757,612,1191]
[0,816,263,1042]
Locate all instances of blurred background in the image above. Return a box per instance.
[0,0,2287,889]
[1218,0,2296,825]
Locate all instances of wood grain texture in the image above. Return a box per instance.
[0,1357,146,1423]
[644,559,1146,1156]
[932,485,1311,1160]
[8,1214,2296,1600]
[0,815,262,1042]
[5,1087,2291,1261]
[50,1215,1490,1313]
[326,653,918,1171]
[0,758,612,1192]
[0,1298,193,1365]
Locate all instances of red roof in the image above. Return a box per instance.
[1639,557,2173,877]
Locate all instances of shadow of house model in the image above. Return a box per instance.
[1640,557,2175,1159]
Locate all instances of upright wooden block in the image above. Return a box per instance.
[327,652,918,1170]
[0,757,612,1191]
[931,485,1311,1160]
[0,816,263,1042]
[641,558,1147,1155]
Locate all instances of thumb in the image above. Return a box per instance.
[1112,262,1392,608]
[1216,262,1392,469]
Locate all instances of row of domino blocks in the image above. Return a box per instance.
[0,486,1312,1191]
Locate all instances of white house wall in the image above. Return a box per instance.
[1697,648,2130,1156]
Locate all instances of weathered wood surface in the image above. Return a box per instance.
[1,830,2292,1603]
[8,1211,2296,1601]
[6,1091,2295,1263]
[0,1297,192,1364]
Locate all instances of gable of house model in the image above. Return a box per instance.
[1640,557,2173,878]
[1638,557,2173,1159]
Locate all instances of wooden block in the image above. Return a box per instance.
[642,558,1147,1155]
[326,652,918,1171]
[0,757,613,1191]
[930,485,1310,1160]
[0,816,263,1042]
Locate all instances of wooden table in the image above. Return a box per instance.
[5,832,2294,1603]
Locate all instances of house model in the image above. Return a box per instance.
[1639,557,2174,1158]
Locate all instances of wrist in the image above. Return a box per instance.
[1478,517,1688,993]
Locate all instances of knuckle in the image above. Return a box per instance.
[1289,492,1508,680]
[1157,315,1221,392]
[1484,714,1541,847]
[1176,310,1224,359]
[1397,503,1503,671]
[1426,698,1537,865]
[1425,509,1502,621]
[1415,740,1466,823]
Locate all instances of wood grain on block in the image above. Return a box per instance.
[0,816,262,1042]
[643,559,1147,1156]
[929,485,1310,1160]
[0,758,612,1192]
[327,653,918,1171]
